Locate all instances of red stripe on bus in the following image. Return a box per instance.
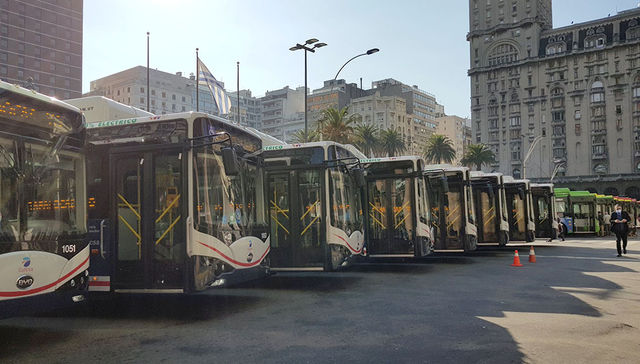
[334,234,362,254]
[197,242,269,267]
[0,255,90,298]
[88,281,110,287]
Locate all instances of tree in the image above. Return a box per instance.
[379,128,405,157]
[354,124,379,157]
[290,129,320,143]
[461,143,496,171]
[423,134,456,164]
[317,107,356,144]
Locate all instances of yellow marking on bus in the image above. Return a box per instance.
[300,200,319,221]
[483,206,495,220]
[156,194,181,223]
[300,215,320,236]
[369,213,386,229]
[155,215,181,245]
[394,213,409,229]
[369,202,385,216]
[447,215,460,229]
[271,214,290,234]
[484,214,496,226]
[394,201,410,218]
[447,205,460,220]
[118,214,141,242]
[118,193,140,219]
[270,200,289,218]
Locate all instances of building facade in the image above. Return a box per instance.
[349,92,415,155]
[308,79,369,124]
[372,78,438,155]
[0,0,83,99]
[259,86,305,141]
[469,1,640,197]
[435,115,471,164]
[228,89,262,129]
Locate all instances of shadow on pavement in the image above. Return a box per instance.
[0,327,73,358]
[231,273,363,292]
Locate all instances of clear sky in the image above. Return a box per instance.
[83,0,640,117]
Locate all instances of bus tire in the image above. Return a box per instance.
[464,234,478,252]
[498,231,509,246]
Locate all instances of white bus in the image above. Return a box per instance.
[361,156,433,257]
[503,177,536,243]
[470,172,510,246]
[86,112,284,293]
[424,165,478,252]
[261,142,366,271]
[531,183,559,239]
[0,80,89,317]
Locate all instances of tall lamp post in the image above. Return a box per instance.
[332,48,380,86]
[522,134,543,179]
[290,38,327,142]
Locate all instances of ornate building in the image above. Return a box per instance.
[468,0,640,197]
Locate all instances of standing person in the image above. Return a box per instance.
[557,217,566,241]
[597,211,604,237]
[603,211,611,236]
[610,204,630,257]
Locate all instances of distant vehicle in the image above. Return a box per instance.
[569,191,597,234]
[530,183,558,239]
[0,80,89,317]
[554,188,573,234]
[424,165,478,252]
[362,156,433,258]
[503,177,535,242]
[470,172,509,246]
[86,111,284,293]
[261,142,366,271]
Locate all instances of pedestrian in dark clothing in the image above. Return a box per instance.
[557,217,566,241]
[610,204,631,257]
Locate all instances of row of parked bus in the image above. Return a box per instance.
[554,188,640,235]
[1,83,559,316]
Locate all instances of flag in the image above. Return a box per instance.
[198,58,231,115]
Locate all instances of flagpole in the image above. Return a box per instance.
[146,31,150,112]
[236,61,240,124]
[196,48,199,112]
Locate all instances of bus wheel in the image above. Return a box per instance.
[498,231,509,246]
[464,234,478,252]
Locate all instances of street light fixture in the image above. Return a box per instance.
[290,38,327,142]
[522,134,543,179]
[332,48,380,84]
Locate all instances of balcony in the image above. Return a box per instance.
[591,129,607,135]
[592,152,608,160]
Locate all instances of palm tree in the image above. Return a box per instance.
[317,107,356,144]
[423,134,456,164]
[290,129,320,143]
[461,144,496,171]
[379,128,405,157]
[354,124,379,157]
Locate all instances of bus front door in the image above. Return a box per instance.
[268,170,324,269]
[366,178,414,255]
[506,190,527,241]
[112,150,185,290]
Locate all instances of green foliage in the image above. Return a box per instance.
[354,124,380,157]
[379,128,405,157]
[317,107,356,144]
[461,143,496,171]
[423,134,456,164]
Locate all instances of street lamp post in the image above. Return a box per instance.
[522,134,543,179]
[332,48,380,86]
[290,38,327,142]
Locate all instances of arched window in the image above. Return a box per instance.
[625,186,640,199]
[512,168,521,179]
[575,142,582,160]
[551,87,564,96]
[627,20,640,40]
[591,80,604,89]
[591,80,605,103]
[487,43,520,67]
[617,138,624,158]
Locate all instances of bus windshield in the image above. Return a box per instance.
[0,136,86,244]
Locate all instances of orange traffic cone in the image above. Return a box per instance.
[529,246,536,263]
[511,250,523,267]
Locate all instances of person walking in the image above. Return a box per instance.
[557,217,566,241]
[610,204,631,257]
[603,211,611,236]
[597,211,604,237]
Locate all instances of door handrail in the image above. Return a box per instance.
[117,193,141,219]
[155,215,181,245]
[156,194,181,223]
[300,200,320,221]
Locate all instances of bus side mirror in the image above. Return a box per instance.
[221,147,240,176]
[353,168,366,187]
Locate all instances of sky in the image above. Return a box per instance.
[83,0,640,118]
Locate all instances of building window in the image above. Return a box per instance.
[487,43,519,67]
[575,123,581,135]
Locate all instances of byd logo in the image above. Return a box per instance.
[16,275,34,290]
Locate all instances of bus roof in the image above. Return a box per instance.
[1,79,81,115]
[503,176,530,186]
[424,164,469,173]
[262,141,366,159]
[65,96,152,123]
[361,155,423,164]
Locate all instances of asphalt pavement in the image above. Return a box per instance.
[1,237,639,363]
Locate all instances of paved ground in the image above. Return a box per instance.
[1,237,639,363]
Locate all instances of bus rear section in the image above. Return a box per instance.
[425,165,477,253]
[86,112,281,293]
[569,191,597,234]
[503,178,535,243]
[262,142,365,271]
[554,188,573,234]
[470,172,509,246]
[363,157,433,258]
[0,80,89,317]
[531,184,558,239]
